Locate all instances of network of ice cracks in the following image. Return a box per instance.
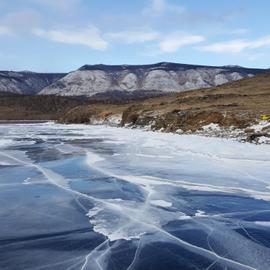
[1,122,270,270]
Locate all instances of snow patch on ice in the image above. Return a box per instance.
[178,214,192,220]
[150,200,172,208]
[0,139,14,148]
[22,178,32,185]
[195,210,208,217]
[135,153,173,159]
[254,221,270,227]
[86,152,105,165]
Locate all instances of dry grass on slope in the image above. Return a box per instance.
[121,72,270,132]
[60,72,270,133]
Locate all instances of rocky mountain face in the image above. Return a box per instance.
[0,63,267,97]
[0,71,66,95]
[39,63,267,97]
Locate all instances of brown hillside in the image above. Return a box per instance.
[0,95,87,120]
[60,72,270,132]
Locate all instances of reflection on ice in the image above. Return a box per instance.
[0,123,270,270]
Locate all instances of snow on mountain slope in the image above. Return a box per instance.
[39,62,266,97]
[0,71,66,95]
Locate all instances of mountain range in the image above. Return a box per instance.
[0,71,66,95]
[0,63,268,98]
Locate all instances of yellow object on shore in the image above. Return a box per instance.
[261,114,270,121]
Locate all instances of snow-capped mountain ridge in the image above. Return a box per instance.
[0,71,66,95]
[0,62,267,97]
[40,62,267,97]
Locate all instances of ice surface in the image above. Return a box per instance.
[0,123,270,270]
[150,200,172,208]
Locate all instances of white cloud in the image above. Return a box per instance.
[106,30,205,53]
[106,31,160,44]
[201,40,250,53]
[200,36,270,53]
[0,26,12,36]
[150,0,167,13]
[33,26,108,50]
[1,10,41,34]
[159,34,205,53]
[143,0,185,17]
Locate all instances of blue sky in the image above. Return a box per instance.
[0,0,269,72]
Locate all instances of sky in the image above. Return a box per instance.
[0,0,269,72]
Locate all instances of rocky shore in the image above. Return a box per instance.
[59,73,270,144]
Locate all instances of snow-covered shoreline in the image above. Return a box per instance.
[58,113,270,144]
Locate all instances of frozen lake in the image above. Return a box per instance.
[1,123,270,270]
